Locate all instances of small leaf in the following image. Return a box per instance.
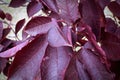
[0,40,29,58]
[5,13,12,21]
[2,28,11,39]
[0,9,6,19]
[9,0,28,8]
[15,19,25,34]
[8,35,48,80]
[27,0,43,17]
[41,46,71,80]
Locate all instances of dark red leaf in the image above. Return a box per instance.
[115,27,120,39]
[5,13,12,21]
[64,54,90,80]
[64,56,80,80]
[8,35,48,80]
[2,28,11,39]
[9,0,28,8]
[105,18,117,34]
[116,0,120,4]
[101,32,120,61]
[25,17,53,36]
[41,46,71,80]
[15,19,25,34]
[0,58,7,73]
[0,40,29,58]
[0,38,13,51]
[97,0,110,9]
[41,0,59,13]
[56,0,80,23]
[76,59,90,80]
[80,0,106,40]
[0,9,6,19]
[27,0,43,17]
[108,1,120,20]
[79,47,114,80]
[0,21,3,40]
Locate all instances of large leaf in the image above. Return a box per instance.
[80,0,106,40]
[8,35,48,80]
[41,46,71,80]
[64,54,90,80]
[24,17,58,36]
[101,32,120,61]
[56,0,80,23]
[41,0,59,13]
[0,40,29,58]
[27,0,43,17]
[79,47,114,80]
[47,27,71,47]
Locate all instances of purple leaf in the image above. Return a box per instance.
[0,21,3,40]
[41,0,59,13]
[80,0,106,40]
[15,19,25,34]
[2,28,11,39]
[76,59,90,80]
[8,35,48,80]
[105,18,117,34]
[27,0,43,17]
[108,1,120,20]
[79,47,114,80]
[47,27,72,47]
[0,40,29,58]
[0,9,6,19]
[115,27,120,39]
[5,13,12,21]
[0,58,7,73]
[25,17,59,36]
[56,0,80,23]
[41,46,71,80]
[9,0,28,8]
[101,32,120,61]
[97,0,110,9]
[64,56,80,80]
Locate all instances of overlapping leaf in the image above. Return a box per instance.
[0,21,3,40]
[41,0,59,13]
[25,17,56,36]
[80,0,106,40]
[27,0,43,17]
[79,47,114,80]
[56,0,80,23]
[41,46,72,80]
[0,40,29,58]
[101,32,120,61]
[8,35,48,80]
